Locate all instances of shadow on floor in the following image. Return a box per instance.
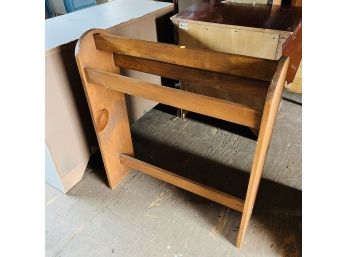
[154,104,258,141]
[86,105,302,256]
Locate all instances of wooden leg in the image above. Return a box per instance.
[236,58,289,247]
[75,29,134,189]
[236,105,280,247]
[236,142,266,247]
[87,85,133,189]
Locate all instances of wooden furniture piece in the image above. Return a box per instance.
[175,0,273,13]
[45,0,173,192]
[171,2,301,93]
[75,29,289,248]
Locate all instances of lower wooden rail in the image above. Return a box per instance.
[120,153,245,212]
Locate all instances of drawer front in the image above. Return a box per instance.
[178,22,279,60]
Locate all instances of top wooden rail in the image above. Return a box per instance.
[75,29,289,249]
[94,33,278,82]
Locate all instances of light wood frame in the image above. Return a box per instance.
[75,29,289,248]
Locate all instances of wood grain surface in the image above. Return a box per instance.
[86,68,262,128]
[94,33,278,81]
[172,2,302,32]
[75,29,134,189]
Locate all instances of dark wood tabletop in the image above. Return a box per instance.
[173,2,302,32]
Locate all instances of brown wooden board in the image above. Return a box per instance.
[95,33,278,81]
[282,23,302,83]
[75,30,134,189]
[120,154,245,212]
[85,68,262,129]
[172,2,301,32]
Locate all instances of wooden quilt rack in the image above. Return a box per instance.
[75,29,289,248]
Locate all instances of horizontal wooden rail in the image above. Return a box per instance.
[120,154,245,212]
[94,33,278,81]
[114,54,268,110]
[85,68,262,128]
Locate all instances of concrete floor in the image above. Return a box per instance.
[46,102,301,257]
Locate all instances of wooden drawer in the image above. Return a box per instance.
[178,22,280,60]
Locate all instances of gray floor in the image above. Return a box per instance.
[46,100,301,257]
